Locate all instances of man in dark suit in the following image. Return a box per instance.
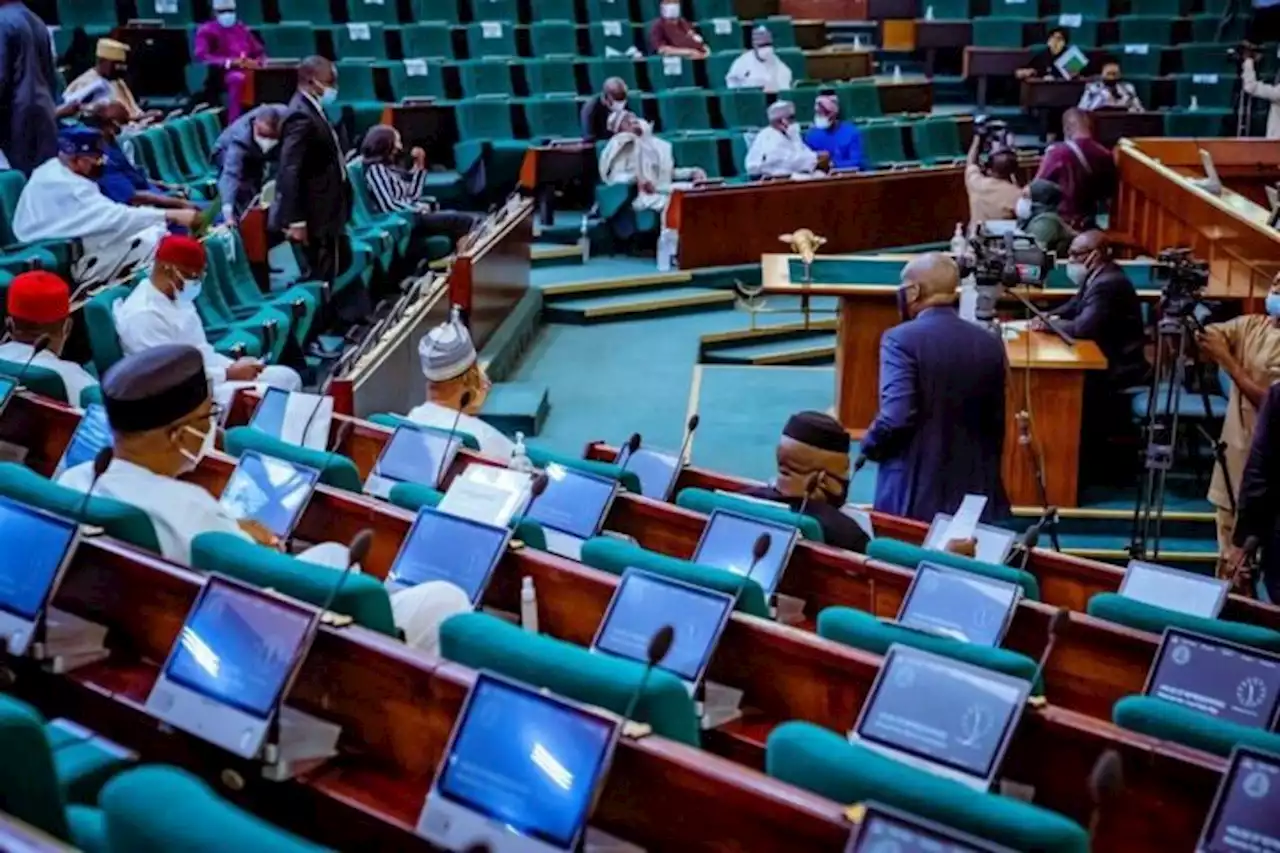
[1228,382,1280,600]
[860,253,1009,524]
[270,56,352,302]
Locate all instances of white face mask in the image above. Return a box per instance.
[1066,262,1088,285]
[176,278,202,306]
[1015,197,1032,220]
[660,3,681,18]
[318,85,338,106]
[813,115,832,130]
[608,97,626,112]
[254,134,278,153]
[176,419,216,474]
[755,46,774,61]
[216,11,237,26]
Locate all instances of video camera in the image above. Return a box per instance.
[973,116,1012,162]
[958,229,1052,323]
[1152,248,1209,320]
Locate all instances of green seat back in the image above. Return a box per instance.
[656,90,711,131]
[973,17,1027,47]
[989,0,1040,16]
[647,55,697,91]
[440,611,701,746]
[400,23,455,59]
[335,61,381,101]
[385,60,449,100]
[101,765,330,851]
[1118,15,1172,46]
[862,122,909,166]
[580,535,771,618]
[466,22,517,59]
[83,285,130,376]
[256,24,318,59]
[334,23,388,61]
[0,462,161,553]
[471,0,519,21]
[526,444,641,494]
[758,15,797,48]
[1086,593,1280,652]
[586,0,631,20]
[456,97,517,140]
[56,0,118,29]
[537,0,577,19]
[837,80,882,120]
[867,538,1041,601]
[1113,695,1280,758]
[276,0,334,23]
[816,607,1043,693]
[585,56,641,91]
[347,0,400,23]
[525,97,584,139]
[191,532,398,637]
[460,60,514,98]
[531,21,579,57]
[0,358,68,402]
[411,0,460,22]
[766,722,1088,853]
[675,487,824,543]
[222,426,365,493]
[719,87,768,129]
[368,413,481,450]
[671,135,721,178]
[0,695,71,842]
[0,170,28,245]
[693,0,735,15]
[525,59,580,97]
[587,22,639,57]
[1117,45,1163,77]
[386,481,549,552]
[1176,70,1235,107]
[146,129,188,186]
[700,18,743,52]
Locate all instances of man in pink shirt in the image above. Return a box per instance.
[1033,108,1116,231]
[194,0,266,122]
[648,2,708,57]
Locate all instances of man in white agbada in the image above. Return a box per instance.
[112,233,301,409]
[598,111,706,214]
[744,100,819,178]
[407,308,515,460]
[13,126,198,292]
[724,26,793,93]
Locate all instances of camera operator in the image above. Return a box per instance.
[965,131,1020,235]
[1241,45,1280,139]
[1198,276,1280,577]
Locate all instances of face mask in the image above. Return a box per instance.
[608,97,626,112]
[1015,197,1032,220]
[660,3,680,19]
[813,115,832,130]
[755,46,774,61]
[318,85,338,106]
[1066,262,1088,285]
[176,420,216,473]
[216,11,237,26]
[177,278,202,306]
[1104,78,1119,89]
[254,134,277,153]
[1266,294,1280,318]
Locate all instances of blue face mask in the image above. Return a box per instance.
[177,279,202,306]
[1266,293,1280,318]
[318,85,338,107]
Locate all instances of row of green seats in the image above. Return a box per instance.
[968,17,1240,48]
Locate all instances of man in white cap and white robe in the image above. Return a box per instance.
[406,307,514,460]
[744,99,819,178]
[599,110,706,214]
[62,38,160,123]
[725,26,793,93]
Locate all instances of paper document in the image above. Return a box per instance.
[439,466,533,527]
[840,504,875,539]
[940,494,986,548]
[280,392,333,450]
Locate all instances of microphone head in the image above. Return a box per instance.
[291,299,307,320]
[530,472,550,499]
[1047,607,1069,639]
[647,624,675,667]
[751,532,772,564]
[91,446,114,478]
[31,334,51,356]
[1088,750,1124,808]
[458,390,474,411]
[625,432,641,454]
[805,471,825,494]
[347,528,375,566]
[686,413,700,432]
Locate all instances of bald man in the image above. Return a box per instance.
[860,253,1009,523]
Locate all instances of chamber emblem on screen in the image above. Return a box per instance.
[1171,644,1192,666]
[920,573,940,594]
[892,663,917,689]
[1243,769,1271,799]
[971,605,995,630]
[1237,676,1268,710]
[958,704,993,747]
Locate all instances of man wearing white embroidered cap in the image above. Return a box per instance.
[406,308,515,459]
[725,26,792,94]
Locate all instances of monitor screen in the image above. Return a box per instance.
[692,510,797,598]
[57,404,112,476]
[0,497,77,620]
[898,563,1020,647]
[850,804,1014,853]
[1199,747,1280,853]
[524,464,616,540]
[1120,561,1229,619]
[1146,629,1280,731]
[924,513,1017,566]
[594,569,734,683]
[856,645,1030,782]
[437,674,615,850]
[387,507,509,603]
[375,425,461,489]
[163,578,314,719]
[617,446,679,502]
[218,452,320,539]
[247,387,290,437]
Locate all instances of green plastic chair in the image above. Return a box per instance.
[204,235,315,355]
[1086,593,1280,651]
[0,358,69,402]
[1113,695,1280,759]
[346,160,414,264]
[585,56,642,91]
[0,463,162,553]
[525,58,581,97]
[398,23,456,60]
[346,0,401,25]
[1113,45,1163,78]
[531,21,579,57]
[656,89,712,131]
[469,0,519,22]
[276,0,335,23]
[973,18,1030,47]
[465,21,518,59]
[862,122,919,168]
[386,481,549,551]
[334,62,386,136]
[0,171,68,273]
[585,0,632,20]
[222,426,365,493]
[910,117,963,165]
[410,0,461,22]
[647,55,697,91]
[838,80,883,120]
[1117,15,1172,46]
[1053,18,1098,47]
[537,0,578,20]
[460,60,515,98]
[758,15,798,48]
[671,135,722,177]
[82,285,130,376]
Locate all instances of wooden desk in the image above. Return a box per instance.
[518,143,597,226]
[1021,79,1085,109]
[447,198,534,351]
[877,79,932,114]
[804,48,874,80]
[239,63,298,110]
[1091,111,1165,148]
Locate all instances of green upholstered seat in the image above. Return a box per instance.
[440,612,701,746]
[1086,593,1280,652]
[0,358,69,402]
[222,427,364,493]
[674,487,824,543]
[83,285,130,377]
[1113,695,1280,758]
[580,536,770,619]
[100,765,330,851]
[80,384,103,408]
[768,722,1087,852]
[385,482,548,552]
[44,720,134,806]
[866,539,1041,601]
[190,533,398,638]
[367,413,482,450]
[816,607,1043,693]
[525,444,642,494]
[0,463,161,553]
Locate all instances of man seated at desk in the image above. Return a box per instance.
[804,95,866,171]
[61,38,161,124]
[724,26,792,94]
[648,2,708,58]
[745,100,819,179]
[1034,109,1116,231]
[598,111,706,214]
[90,102,198,212]
[0,271,98,405]
[861,253,1009,524]
[965,135,1020,233]
[1078,59,1145,112]
[1016,27,1074,81]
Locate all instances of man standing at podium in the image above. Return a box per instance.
[194,0,266,123]
[860,253,1009,523]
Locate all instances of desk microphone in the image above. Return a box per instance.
[317,528,375,620]
[12,334,50,390]
[71,447,114,530]
[796,472,825,519]
[616,432,641,475]
[730,532,774,613]
[1087,750,1124,839]
[676,414,700,465]
[434,390,473,489]
[1029,608,1069,695]
[295,392,330,450]
[617,624,675,736]
[852,454,868,475]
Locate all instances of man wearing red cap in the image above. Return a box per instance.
[113,234,301,406]
[0,271,98,404]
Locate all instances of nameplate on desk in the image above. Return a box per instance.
[1145,628,1280,730]
[1119,560,1229,619]
[1198,746,1280,853]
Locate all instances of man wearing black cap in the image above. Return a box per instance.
[745,410,869,552]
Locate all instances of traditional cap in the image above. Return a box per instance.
[96,38,130,63]
[782,411,851,455]
[767,99,795,122]
[7,271,71,325]
[815,94,840,116]
[154,234,207,271]
[57,126,104,156]
[391,580,471,654]
[102,344,209,434]
[419,306,477,382]
[751,25,773,46]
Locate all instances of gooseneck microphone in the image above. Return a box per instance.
[796,471,825,519]
[317,528,375,620]
[1029,608,1069,695]
[434,390,474,489]
[676,413,700,465]
[618,624,676,730]
[616,432,642,473]
[72,447,114,529]
[730,532,774,613]
[12,334,51,390]
[295,392,329,450]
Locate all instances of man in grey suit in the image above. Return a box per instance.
[211,102,288,225]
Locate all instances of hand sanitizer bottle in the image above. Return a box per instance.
[521,577,539,633]
[950,223,966,259]
[510,431,534,473]
[579,216,591,262]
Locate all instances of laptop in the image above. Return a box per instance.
[523,464,619,562]
[846,802,1018,853]
[145,574,318,760]
[1120,560,1229,620]
[53,403,112,479]
[248,387,332,450]
[364,424,462,500]
[592,568,735,696]
[850,644,1031,791]
[418,671,619,853]
[218,451,321,541]
[923,513,1017,565]
[896,562,1022,647]
[385,506,512,604]
[0,496,80,656]
[615,442,681,502]
[692,509,801,600]
[1197,746,1280,853]
[1144,628,1280,731]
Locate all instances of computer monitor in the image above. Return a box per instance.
[218,451,321,540]
[1144,628,1280,731]
[146,574,317,759]
[1120,560,1229,620]
[524,464,618,560]
[692,509,800,600]
[385,506,511,604]
[0,497,80,656]
[616,444,680,502]
[366,424,462,498]
[1197,746,1280,853]
[592,569,735,692]
[923,513,1017,566]
[897,562,1021,647]
[419,672,618,853]
[53,403,112,479]
[248,387,331,449]
[847,802,1018,853]
[851,644,1031,790]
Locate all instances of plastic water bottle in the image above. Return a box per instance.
[892,64,903,83]
[950,223,966,259]
[925,4,935,19]
[510,431,534,473]
[521,577,539,633]
[657,228,679,272]
[578,216,590,262]
[1189,95,1200,112]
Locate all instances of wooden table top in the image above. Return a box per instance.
[1004,329,1109,371]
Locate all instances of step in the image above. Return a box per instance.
[543,286,735,323]
[702,331,837,366]
[700,317,840,349]
[532,242,584,268]
[1008,505,1216,543]
[539,265,693,299]
[479,381,551,438]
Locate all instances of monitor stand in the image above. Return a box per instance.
[33,608,109,674]
[699,680,743,730]
[774,593,806,627]
[261,705,343,782]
